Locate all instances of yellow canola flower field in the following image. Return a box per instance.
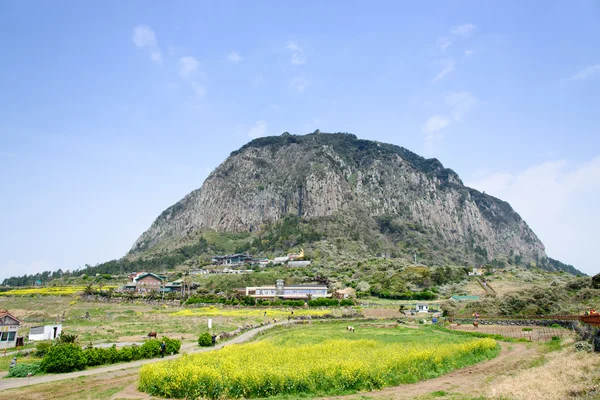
[0,286,118,296]
[139,338,498,399]
[171,307,332,318]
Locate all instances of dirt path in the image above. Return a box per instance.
[319,342,537,399]
[0,320,291,392]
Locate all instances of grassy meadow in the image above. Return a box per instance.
[0,295,346,346]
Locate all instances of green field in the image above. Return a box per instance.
[0,296,347,346]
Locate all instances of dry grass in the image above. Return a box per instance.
[486,347,600,399]
[3,371,142,400]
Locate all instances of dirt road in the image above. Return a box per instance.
[319,342,537,399]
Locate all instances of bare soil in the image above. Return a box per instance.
[319,342,537,399]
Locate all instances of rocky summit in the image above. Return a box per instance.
[130,132,555,269]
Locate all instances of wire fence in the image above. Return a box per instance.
[447,324,573,341]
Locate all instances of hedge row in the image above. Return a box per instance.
[308,298,354,307]
[39,338,181,373]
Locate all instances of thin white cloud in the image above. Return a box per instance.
[432,58,455,82]
[568,64,600,81]
[464,50,474,57]
[467,157,600,275]
[421,92,478,137]
[286,41,306,65]
[436,24,477,51]
[248,121,268,139]
[438,37,453,51]
[289,76,310,93]
[422,115,451,134]
[446,91,477,121]
[177,57,205,97]
[227,51,242,63]
[178,56,199,77]
[190,82,205,97]
[451,24,477,38]
[132,25,162,64]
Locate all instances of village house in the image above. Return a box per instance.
[468,267,484,276]
[272,256,289,265]
[211,254,253,266]
[124,272,165,293]
[246,279,329,300]
[288,260,312,267]
[29,324,62,341]
[333,287,357,299]
[287,248,305,261]
[0,311,21,349]
[415,303,429,313]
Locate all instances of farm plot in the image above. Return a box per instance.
[139,321,500,399]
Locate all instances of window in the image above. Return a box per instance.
[0,332,8,341]
[7,332,15,341]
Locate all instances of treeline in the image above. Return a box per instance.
[2,269,67,287]
[2,237,213,286]
[369,288,437,300]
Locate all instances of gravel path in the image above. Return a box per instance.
[0,320,290,391]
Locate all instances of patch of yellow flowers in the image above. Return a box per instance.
[0,286,117,296]
[139,338,497,398]
[172,307,332,318]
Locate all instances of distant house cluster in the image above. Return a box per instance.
[468,268,484,276]
[123,272,183,294]
[210,249,312,269]
[245,279,329,300]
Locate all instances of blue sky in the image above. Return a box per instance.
[1,0,599,279]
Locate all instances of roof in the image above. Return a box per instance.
[416,303,428,307]
[450,295,480,301]
[134,273,165,282]
[0,311,22,325]
[336,288,356,294]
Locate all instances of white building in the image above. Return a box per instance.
[415,303,429,313]
[28,324,62,341]
[246,279,329,299]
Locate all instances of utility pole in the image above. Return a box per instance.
[414,252,417,265]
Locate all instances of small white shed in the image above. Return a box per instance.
[415,303,429,313]
[28,324,62,341]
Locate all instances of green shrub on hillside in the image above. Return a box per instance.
[198,333,213,347]
[41,343,87,373]
[308,298,339,307]
[7,362,42,377]
[34,341,52,357]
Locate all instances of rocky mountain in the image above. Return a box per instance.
[131,132,552,269]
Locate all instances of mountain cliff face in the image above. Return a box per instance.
[131,132,546,265]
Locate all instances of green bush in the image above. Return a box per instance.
[163,337,181,354]
[522,327,533,331]
[340,299,354,306]
[308,298,340,307]
[52,338,182,372]
[140,340,161,358]
[7,362,42,378]
[34,341,52,357]
[198,332,212,347]
[41,343,87,373]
